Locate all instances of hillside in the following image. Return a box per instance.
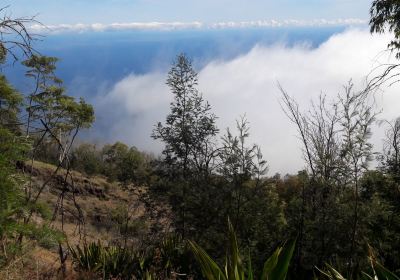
[1,161,169,279]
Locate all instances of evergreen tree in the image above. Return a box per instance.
[152,53,218,238]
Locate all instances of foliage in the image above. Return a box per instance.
[0,10,95,271]
[102,142,149,184]
[69,241,149,279]
[189,219,296,280]
[0,126,63,266]
[108,202,148,247]
[152,53,219,238]
[69,236,195,279]
[280,82,379,276]
[379,118,400,183]
[0,75,22,128]
[3,5,400,280]
[370,0,400,58]
[0,127,28,265]
[71,143,103,175]
[152,53,218,171]
[150,56,287,275]
[0,6,39,63]
[319,247,400,280]
[69,241,104,273]
[0,73,63,265]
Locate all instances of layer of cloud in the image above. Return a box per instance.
[95,28,399,174]
[30,19,367,33]
[209,18,366,29]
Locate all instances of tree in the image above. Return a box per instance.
[0,6,39,64]
[370,0,400,58]
[0,78,60,267]
[0,6,98,273]
[71,143,103,175]
[338,84,376,272]
[219,118,287,270]
[280,82,377,275]
[0,75,22,130]
[152,53,218,238]
[153,53,218,173]
[102,142,130,180]
[281,86,343,270]
[22,59,94,213]
[22,55,61,137]
[0,89,29,267]
[0,7,77,267]
[218,116,268,229]
[368,1,400,89]
[22,55,94,163]
[379,117,400,182]
[101,142,148,184]
[151,55,286,270]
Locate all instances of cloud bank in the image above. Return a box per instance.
[94,28,399,174]
[30,19,367,33]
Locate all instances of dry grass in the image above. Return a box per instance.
[0,244,68,280]
[4,160,171,279]
[7,161,150,278]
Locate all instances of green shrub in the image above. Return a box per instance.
[318,247,400,280]
[69,241,150,279]
[189,219,296,280]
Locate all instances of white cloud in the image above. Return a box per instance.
[30,22,204,33]
[94,72,170,153]
[30,19,367,33]
[209,18,366,29]
[95,28,400,174]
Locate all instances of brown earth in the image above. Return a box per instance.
[0,161,171,280]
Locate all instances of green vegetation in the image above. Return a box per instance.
[2,1,400,279]
[0,7,94,275]
[37,140,152,185]
[68,241,148,279]
[370,0,400,58]
[189,219,295,280]
[69,235,195,279]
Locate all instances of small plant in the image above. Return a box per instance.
[68,241,104,273]
[189,219,296,280]
[68,240,152,279]
[157,233,196,278]
[318,246,400,280]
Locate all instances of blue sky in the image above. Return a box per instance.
[11,0,371,25]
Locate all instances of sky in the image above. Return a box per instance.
[10,0,371,25]
[6,0,400,175]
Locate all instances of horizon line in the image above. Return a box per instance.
[30,18,368,33]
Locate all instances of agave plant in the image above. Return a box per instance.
[103,245,145,279]
[68,241,151,279]
[319,262,400,280]
[318,246,400,280]
[189,219,296,280]
[68,240,104,273]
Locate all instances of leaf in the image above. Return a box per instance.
[189,240,226,280]
[374,261,400,280]
[319,263,347,280]
[260,239,297,280]
[247,251,254,280]
[261,247,280,280]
